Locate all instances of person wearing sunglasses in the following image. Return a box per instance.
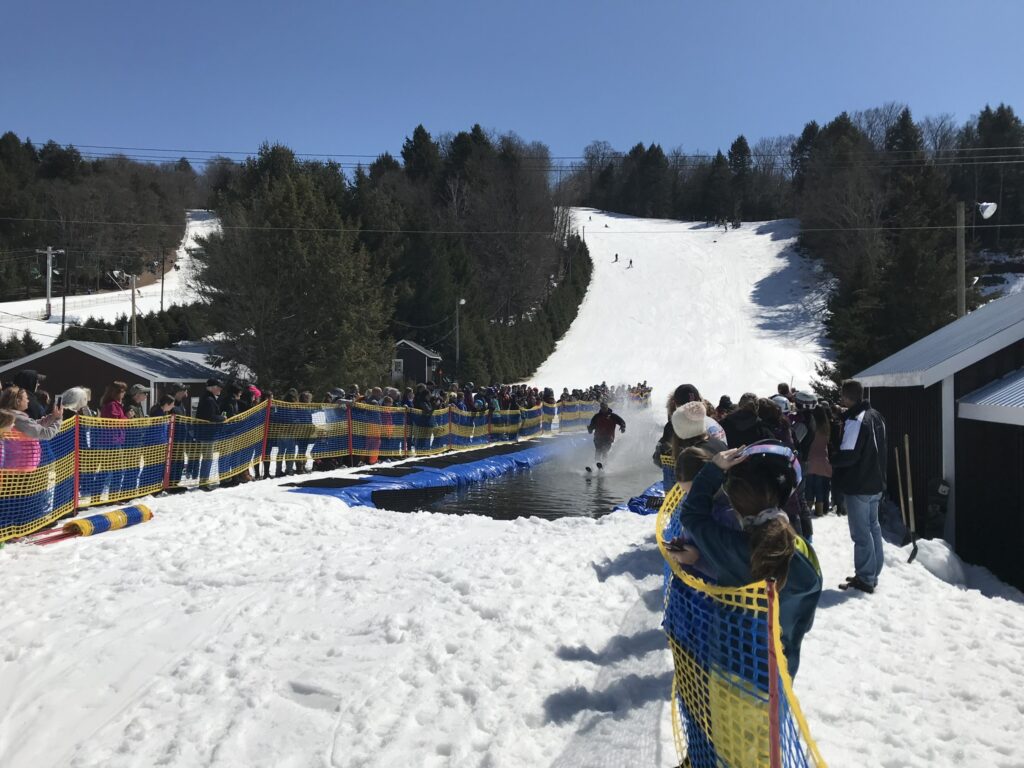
[677,440,822,677]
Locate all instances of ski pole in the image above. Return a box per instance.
[904,434,918,564]
[894,446,908,534]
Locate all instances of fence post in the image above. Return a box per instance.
[766,580,783,768]
[162,414,176,491]
[72,415,81,510]
[260,398,273,464]
[347,403,354,464]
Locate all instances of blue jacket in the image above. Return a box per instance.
[678,463,822,676]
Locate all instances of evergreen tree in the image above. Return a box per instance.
[727,135,752,221]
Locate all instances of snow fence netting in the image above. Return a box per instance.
[656,483,826,768]
[0,418,75,540]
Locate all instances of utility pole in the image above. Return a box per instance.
[131,273,138,345]
[160,251,166,312]
[61,252,70,334]
[956,201,966,318]
[36,246,64,320]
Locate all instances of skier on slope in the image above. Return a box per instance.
[587,401,625,465]
[613,253,618,263]
[627,258,633,269]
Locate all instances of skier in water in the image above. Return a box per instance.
[587,401,626,467]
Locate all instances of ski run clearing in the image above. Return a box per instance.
[0,210,218,345]
[2,209,1024,767]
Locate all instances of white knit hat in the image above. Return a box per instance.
[671,401,708,440]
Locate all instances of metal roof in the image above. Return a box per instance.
[856,290,1024,389]
[396,338,442,360]
[959,367,1024,427]
[0,340,242,383]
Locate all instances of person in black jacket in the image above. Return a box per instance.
[587,401,625,463]
[12,370,47,420]
[196,379,225,422]
[720,392,774,448]
[832,380,888,594]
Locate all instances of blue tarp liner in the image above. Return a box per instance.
[289,434,588,509]
[612,481,666,516]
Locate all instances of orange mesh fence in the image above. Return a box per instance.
[0,419,76,542]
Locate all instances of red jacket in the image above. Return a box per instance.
[589,410,625,442]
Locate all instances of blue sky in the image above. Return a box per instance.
[3,0,1022,165]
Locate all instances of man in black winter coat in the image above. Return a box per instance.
[588,401,625,463]
[196,379,225,422]
[832,380,887,594]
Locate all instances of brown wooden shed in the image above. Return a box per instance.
[0,340,242,413]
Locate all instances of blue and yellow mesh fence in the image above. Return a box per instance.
[450,407,490,450]
[408,408,452,456]
[0,399,609,543]
[169,406,267,489]
[0,419,76,541]
[77,415,170,507]
[350,402,409,461]
[519,405,543,438]
[267,401,349,465]
[656,483,826,768]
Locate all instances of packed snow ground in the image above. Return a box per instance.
[0,210,217,345]
[531,209,828,400]
[4,466,1024,768]
[4,209,1024,767]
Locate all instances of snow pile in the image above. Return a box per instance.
[531,209,828,401]
[0,210,218,345]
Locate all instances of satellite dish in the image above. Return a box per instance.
[979,202,998,220]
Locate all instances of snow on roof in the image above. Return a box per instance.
[0,340,245,383]
[959,367,1024,427]
[396,338,442,359]
[855,290,1024,389]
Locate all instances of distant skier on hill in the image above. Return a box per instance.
[613,253,619,263]
[627,258,633,269]
[588,401,626,465]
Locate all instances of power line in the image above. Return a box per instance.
[2,215,1023,237]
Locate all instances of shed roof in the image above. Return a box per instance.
[0,340,242,383]
[856,290,1024,389]
[958,367,1024,427]
[396,338,442,360]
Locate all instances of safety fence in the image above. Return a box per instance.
[1,399,599,543]
[656,483,826,768]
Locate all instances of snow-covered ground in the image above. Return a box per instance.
[0,211,218,344]
[531,209,828,400]
[3,472,1024,767]
[4,209,1024,767]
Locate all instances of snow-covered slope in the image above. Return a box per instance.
[0,210,218,345]
[532,208,828,399]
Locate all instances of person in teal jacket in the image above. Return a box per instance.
[678,441,822,677]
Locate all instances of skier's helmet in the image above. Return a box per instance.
[724,440,802,506]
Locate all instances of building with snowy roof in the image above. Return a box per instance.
[855,289,1024,588]
[0,340,246,411]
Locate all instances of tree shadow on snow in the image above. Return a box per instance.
[592,545,664,582]
[748,243,827,345]
[543,671,674,724]
[755,219,801,241]
[557,628,668,665]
